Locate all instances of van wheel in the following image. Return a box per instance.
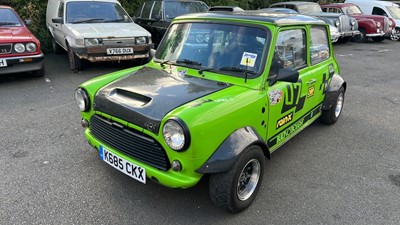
[52,38,64,54]
[209,145,265,213]
[67,45,83,72]
[320,86,345,125]
[353,29,367,43]
[31,66,45,77]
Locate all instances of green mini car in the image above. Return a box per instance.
[75,10,346,213]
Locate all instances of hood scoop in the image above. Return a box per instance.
[109,88,151,107]
[94,67,229,134]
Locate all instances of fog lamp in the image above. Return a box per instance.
[81,119,89,128]
[171,160,182,171]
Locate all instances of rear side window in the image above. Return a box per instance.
[150,1,162,20]
[372,7,387,16]
[142,1,154,19]
[270,29,306,76]
[310,26,330,65]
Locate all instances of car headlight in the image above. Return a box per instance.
[163,119,190,151]
[26,42,37,52]
[335,19,340,27]
[377,22,382,27]
[351,19,356,26]
[14,43,25,53]
[85,38,101,46]
[74,88,90,112]
[136,36,147,45]
[389,20,393,26]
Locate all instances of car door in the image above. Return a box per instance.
[266,27,309,151]
[53,1,65,47]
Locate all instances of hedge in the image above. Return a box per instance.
[3,0,342,53]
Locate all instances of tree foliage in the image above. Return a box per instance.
[4,0,343,53]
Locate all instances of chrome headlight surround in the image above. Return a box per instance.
[351,19,356,26]
[377,22,382,27]
[335,19,340,27]
[136,36,147,45]
[389,20,393,26]
[26,42,37,52]
[84,38,102,46]
[162,118,190,151]
[74,88,90,112]
[14,43,25,53]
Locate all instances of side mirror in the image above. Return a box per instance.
[150,49,156,58]
[270,68,299,86]
[52,17,63,24]
[24,19,32,25]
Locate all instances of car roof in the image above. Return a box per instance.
[322,3,355,8]
[62,0,120,3]
[271,1,320,6]
[346,0,398,7]
[175,11,326,26]
[0,5,13,9]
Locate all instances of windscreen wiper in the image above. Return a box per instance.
[218,66,256,83]
[176,59,202,66]
[104,18,127,23]
[72,18,105,24]
[0,22,19,26]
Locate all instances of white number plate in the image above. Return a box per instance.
[0,59,7,67]
[100,146,146,184]
[106,48,133,55]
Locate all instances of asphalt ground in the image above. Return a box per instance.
[1,40,400,225]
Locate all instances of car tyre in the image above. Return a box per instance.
[52,37,64,54]
[31,66,45,77]
[390,29,400,41]
[67,44,83,73]
[209,145,265,213]
[320,86,345,125]
[353,29,367,43]
[372,36,385,43]
[338,36,352,43]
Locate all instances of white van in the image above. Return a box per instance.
[46,0,153,72]
[345,0,400,40]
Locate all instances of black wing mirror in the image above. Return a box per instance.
[24,19,32,25]
[270,68,299,86]
[52,17,63,24]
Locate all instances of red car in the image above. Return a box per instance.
[322,3,396,42]
[0,5,44,77]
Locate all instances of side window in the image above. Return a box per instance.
[372,7,387,16]
[270,29,306,77]
[134,3,144,17]
[286,5,296,10]
[142,1,154,19]
[310,26,330,65]
[57,2,64,17]
[327,8,341,13]
[150,1,162,20]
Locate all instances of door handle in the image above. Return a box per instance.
[307,79,316,85]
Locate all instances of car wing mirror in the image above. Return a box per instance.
[270,68,299,86]
[52,17,63,24]
[24,19,32,25]
[150,49,156,59]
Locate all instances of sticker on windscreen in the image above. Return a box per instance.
[240,52,257,67]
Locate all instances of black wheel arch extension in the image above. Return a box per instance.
[196,126,270,174]
[322,74,346,110]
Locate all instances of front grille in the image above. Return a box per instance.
[90,114,170,171]
[339,15,351,33]
[0,44,12,54]
[384,17,390,32]
[102,38,136,46]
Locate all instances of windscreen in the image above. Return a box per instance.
[155,22,270,78]
[66,2,132,23]
[0,9,22,27]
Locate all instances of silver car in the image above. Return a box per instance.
[270,1,360,42]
